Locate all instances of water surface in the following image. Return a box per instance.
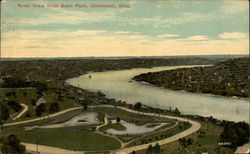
[40,112,100,128]
[106,121,168,135]
[66,66,249,122]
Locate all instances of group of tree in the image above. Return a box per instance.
[0,134,26,154]
[7,101,22,112]
[134,102,142,110]
[178,137,194,147]
[49,102,60,113]
[134,57,249,98]
[0,100,22,121]
[2,76,48,96]
[146,143,163,154]
[0,103,10,121]
[2,76,29,88]
[220,121,249,148]
[35,102,60,116]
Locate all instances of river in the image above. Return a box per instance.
[66,65,249,122]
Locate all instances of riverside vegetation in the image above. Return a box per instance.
[0,56,249,154]
[134,57,249,98]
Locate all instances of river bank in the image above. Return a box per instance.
[66,65,249,122]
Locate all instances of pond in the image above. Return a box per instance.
[39,112,100,128]
[106,121,168,135]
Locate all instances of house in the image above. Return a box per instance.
[36,97,47,106]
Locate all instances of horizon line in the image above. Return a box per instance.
[0,54,248,59]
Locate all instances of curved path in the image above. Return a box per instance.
[114,106,201,153]
[4,106,82,127]
[23,143,83,154]
[8,105,201,154]
[12,103,29,120]
[123,121,179,148]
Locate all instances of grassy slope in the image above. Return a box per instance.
[17,129,121,151]
[126,122,191,148]
[134,57,249,97]
[99,123,127,132]
[136,121,234,154]
[0,88,38,118]
[1,88,76,121]
[93,107,176,123]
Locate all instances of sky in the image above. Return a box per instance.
[1,0,249,58]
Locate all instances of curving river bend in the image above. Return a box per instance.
[66,65,249,123]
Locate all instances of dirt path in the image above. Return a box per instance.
[23,143,84,154]
[4,107,83,127]
[12,103,29,120]
[96,116,108,130]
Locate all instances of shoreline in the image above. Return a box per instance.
[135,80,249,101]
[66,65,249,124]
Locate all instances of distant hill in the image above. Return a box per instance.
[134,57,249,97]
[0,58,215,85]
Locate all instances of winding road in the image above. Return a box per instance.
[4,105,201,154]
[115,106,201,153]
[12,103,29,120]
[4,106,83,127]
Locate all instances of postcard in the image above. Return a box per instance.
[0,0,249,154]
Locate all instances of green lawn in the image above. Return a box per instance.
[4,108,83,127]
[135,121,234,154]
[93,107,176,125]
[126,122,191,148]
[17,128,121,151]
[99,123,126,132]
[0,88,38,118]
[1,87,76,122]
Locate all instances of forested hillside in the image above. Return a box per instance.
[134,57,249,97]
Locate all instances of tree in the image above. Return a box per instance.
[0,104,10,121]
[187,138,194,145]
[116,117,121,123]
[35,104,46,116]
[179,138,188,147]
[146,144,153,154]
[31,99,37,106]
[146,143,162,154]
[49,102,60,113]
[82,103,88,111]
[174,107,180,115]
[134,102,142,110]
[220,121,249,148]
[1,134,26,154]
[7,101,21,112]
[153,143,161,153]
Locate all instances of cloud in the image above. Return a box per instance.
[2,31,248,58]
[220,1,249,14]
[6,8,119,27]
[124,12,215,28]
[2,30,107,41]
[158,34,180,38]
[67,30,106,36]
[219,32,248,39]
[115,31,132,34]
[181,35,210,41]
